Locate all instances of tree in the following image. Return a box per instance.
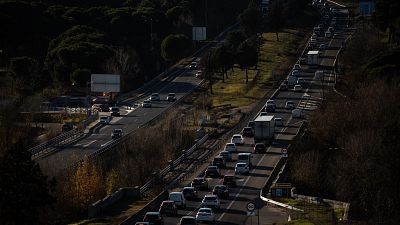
[236,38,258,83]
[161,34,191,62]
[226,30,247,50]
[238,5,263,36]
[0,141,56,225]
[9,56,40,97]
[267,0,285,41]
[374,0,400,43]
[71,68,91,87]
[212,43,234,82]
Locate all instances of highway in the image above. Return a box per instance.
[37,67,204,170]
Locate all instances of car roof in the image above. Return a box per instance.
[208,166,218,169]
[236,162,247,165]
[145,212,160,215]
[162,200,174,203]
[183,186,195,190]
[170,191,182,195]
[204,194,218,197]
[238,152,251,155]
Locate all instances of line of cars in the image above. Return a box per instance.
[142,93,177,108]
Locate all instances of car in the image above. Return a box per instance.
[224,143,237,152]
[260,112,268,116]
[201,195,221,209]
[182,187,197,200]
[62,123,73,132]
[294,84,303,92]
[328,26,334,32]
[110,107,120,116]
[195,70,202,78]
[231,134,244,145]
[319,44,326,51]
[235,162,250,174]
[212,156,226,168]
[166,93,176,102]
[142,99,152,108]
[280,83,288,91]
[111,128,123,139]
[150,93,160,101]
[99,116,111,124]
[285,101,295,110]
[242,127,254,137]
[294,63,301,70]
[159,200,178,216]
[178,216,196,225]
[212,185,229,199]
[191,177,208,190]
[223,175,236,187]
[297,78,306,85]
[196,208,214,223]
[189,62,198,70]
[292,109,304,118]
[143,212,164,225]
[205,166,220,178]
[247,121,255,130]
[254,143,266,153]
[169,192,186,209]
[219,150,232,162]
[325,30,332,38]
[135,222,150,225]
[292,70,300,77]
[265,99,276,112]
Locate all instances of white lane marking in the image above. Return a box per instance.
[83,140,96,148]
[100,140,113,147]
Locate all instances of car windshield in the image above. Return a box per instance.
[145,214,159,219]
[100,116,107,120]
[237,164,246,167]
[226,143,235,147]
[238,155,248,160]
[181,218,196,223]
[193,178,203,183]
[233,135,241,139]
[204,196,217,201]
[199,209,211,213]
[215,186,226,191]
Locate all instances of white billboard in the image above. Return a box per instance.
[192,27,207,41]
[91,74,120,93]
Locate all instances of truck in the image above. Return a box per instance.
[253,115,275,144]
[288,75,298,86]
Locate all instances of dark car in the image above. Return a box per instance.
[143,212,164,225]
[205,166,221,178]
[242,127,254,137]
[62,123,73,132]
[159,201,177,216]
[212,185,229,199]
[280,83,288,91]
[100,104,110,112]
[182,187,197,200]
[191,177,208,190]
[111,129,123,139]
[223,175,236,187]
[110,107,120,116]
[212,156,226,168]
[178,216,196,225]
[247,121,255,130]
[254,143,266,153]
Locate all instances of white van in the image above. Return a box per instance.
[169,191,186,209]
[237,153,253,168]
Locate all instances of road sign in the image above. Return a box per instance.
[253,197,264,209]
[281,148,288,157]
[247,202,255,211]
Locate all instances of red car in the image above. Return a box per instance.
[205,166,221,178]
[223,175,236,187]
[212,185,229,199]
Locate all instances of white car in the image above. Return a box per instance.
[235,162,250,174]
[142,99,152,108]
[231,134,244,145]
[196,208,215,222]
[201,195,221,209]
[294,84,302,92]
[285,101,295,110]
[150,93,160,101]
[224,143,237,152]
[99,116,111,124]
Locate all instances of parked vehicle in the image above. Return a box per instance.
[253,115,275,144]
[99,116,111,124]
[150,93,160,101]
[142,99,152,108]
[191,177,208,190]
[231,134,244,145]
[110,107,120,116]
[143,212,164,225]
[235,162,250,174]
[224,143,237,152]
[169,192,186,209]
[196,208,214,223]
[201,195,221,209]
[166,93,176,101]
[254,143,266,153]
[205,166,221,178]
[182,187,197,200]
[242,127,254,137]
[111,128,123,139]
[212,185,229,199]
[223,175,236,187]
[212,156,226,168]
[219,150,232,162]
[159,201,178,216]
[178,216,196,225]
[237,153,253,167]
[265,99,276,112]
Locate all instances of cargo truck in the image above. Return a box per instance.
[253,115,275,144]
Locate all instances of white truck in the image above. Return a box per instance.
[253,115,275,144]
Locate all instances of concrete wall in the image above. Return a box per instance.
[88,186,141,218]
